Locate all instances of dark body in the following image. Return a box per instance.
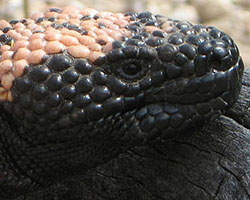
[0,8,245,199]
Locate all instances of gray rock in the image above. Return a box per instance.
[191,0,233,22]
[169,4,199,23]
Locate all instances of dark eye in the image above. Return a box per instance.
[112,59,148,81]
[122,63,142,76]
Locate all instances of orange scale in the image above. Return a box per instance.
[32,25,45,33]
[0,89,8,101]
[121,29,132,37]
[69,13,80,19]
[45,41,65,54]
[114,19,129,28]
[61,6,80,15]
[161,21,172,29]
[12,59,28,77]
[88,51,105,63]
[13,48,31,61]
[67,45,90,58]
[12,33,22,40]
[87,31,97,38]
[0,91,6,100]
[13,22,26,29]
[61,28,82,38]
[164,26,174,33]
[103,16,117,22]
[0,91,9,101]
[83,25,98,32]
[60,35,79,46]
[20,36,29,41]
[27,23,38,30]
[76,13,83,19]
[16,27,24,33]
[0,20,10,29]
[0,45,11,52]
[30,11,44,21]
[107,23,120,30]
[6,91,12,101]
[0,87,5,93]
[29,33,45,41]
[97,11,113,18]
[1,72,15,90]
[80,20,96,25]
[46,26,56,31]
[102,43,113,53]
[28,39,46,51]
[102,28,113,34]
[6,30,17,38]
[69,19,80,25]
[58,14,69,20]
[124,15,133,22]
[45,12,59,19]
[96,18,112,26]
[55,19,66,24]
[26,19,34,25]
[80,8,98,16]
[108,30,122,40]
[21,29,32,37]
[1,51,14,61]
[12,40,29,51]
[0,60,13,75]
[78,35,95,46]
[96,34,114,46]
[88,43,102,52]
[44,29,62,41]
[95,29,108,36]
[113,13,124,20]
[144,26,162,33]
[27,49,46,64]
[41,21,52,28]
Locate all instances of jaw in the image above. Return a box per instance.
[133,101,222,143]
[133,57,244,143]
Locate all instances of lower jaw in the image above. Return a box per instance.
[134,94,230,143]
[142,57,244,142]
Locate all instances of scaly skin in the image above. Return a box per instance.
[0,7,244,199]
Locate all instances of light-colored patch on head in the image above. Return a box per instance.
[157,16,174,32]
[0,85,12,101]
[0,7,174,101]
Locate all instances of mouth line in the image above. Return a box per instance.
[146,56,243,107]
[145,68,238,106]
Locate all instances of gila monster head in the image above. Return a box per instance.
[0,7,244,198]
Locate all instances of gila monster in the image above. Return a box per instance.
[0,6,244,199]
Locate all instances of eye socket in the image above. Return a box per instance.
[122,63,142,76]
[112,59,148,81]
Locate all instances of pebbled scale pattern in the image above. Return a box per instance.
[0,9,244,198]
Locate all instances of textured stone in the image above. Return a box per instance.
[191,0,233,22]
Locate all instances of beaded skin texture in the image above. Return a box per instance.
[0,7,244,198]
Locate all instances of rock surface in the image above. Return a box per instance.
[191,0,233,22]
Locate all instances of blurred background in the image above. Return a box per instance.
[0,0,249,67]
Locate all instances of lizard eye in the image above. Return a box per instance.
[113,59,149,81]
[123,63,141,76]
